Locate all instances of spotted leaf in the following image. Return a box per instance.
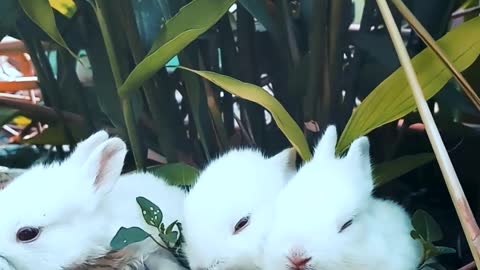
[136,196,163,228]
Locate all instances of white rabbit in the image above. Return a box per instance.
[0,131,186,270]
[262,125,423,270]
[182,147,297,270]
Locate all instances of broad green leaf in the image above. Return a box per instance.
[373,153,435,186]
[337,17,480,153]
[118,0,236,98]
[110,226,149,251]
[412,209,443,243]
[18,0,77,59]
[136,196,163,228]
[178,67,312,161]
[0,0,19,40]
[20,124,88,145]
[48,0,77,18]
[147,163,199,187]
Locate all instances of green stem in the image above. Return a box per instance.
[92,0,145,169]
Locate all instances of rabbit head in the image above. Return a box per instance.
[0,131,128,270]
[182,147,297,270]
[263,125,377,270]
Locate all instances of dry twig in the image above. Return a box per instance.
[376,0,480,266]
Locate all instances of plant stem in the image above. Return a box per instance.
[93,0,145,169]
[391,0,480,111]
[120,0,179,163]
[376,0,480,265]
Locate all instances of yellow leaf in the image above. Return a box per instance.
[48,0,77,18]
[12,116,31,127]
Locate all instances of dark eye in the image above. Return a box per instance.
[234,216,250,234]
[16,227,40,243]
[339,219,353,233]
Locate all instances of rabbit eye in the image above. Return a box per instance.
[16,227,40,243]
[339,219,353,233]
[233,215,250,234]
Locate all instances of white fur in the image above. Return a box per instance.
[182,147,297,270]
[262,125,423,270]
[0,131,186,270]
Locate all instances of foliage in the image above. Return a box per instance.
[412,210,457,269]
[1,0,479,268]
[110,196,187,267]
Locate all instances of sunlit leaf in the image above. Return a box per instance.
[110,226,149,251]
[118,0,236,98]
[147,163,199,187]
[178,67,312,161]
[136,196,163,228]
[337,17,480,153]
[48,0,77,18]
[373,153,435,186]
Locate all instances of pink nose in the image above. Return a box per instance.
[287,256,312,269]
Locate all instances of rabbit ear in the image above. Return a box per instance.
[81,137,127,195]
[313,125,337,160]
[67,130,109,165]
[346,136,371,170]
[269,147,297,171]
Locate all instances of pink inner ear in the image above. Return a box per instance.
[93,146,117,190]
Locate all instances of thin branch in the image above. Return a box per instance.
[0,97,85,126]
[233,114,256,147]
[391,0,480,112]
[376,0,480,266]
[452,6,480,19]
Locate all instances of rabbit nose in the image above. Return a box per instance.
[287,255,312,270]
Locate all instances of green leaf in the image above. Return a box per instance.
[17,0,77,59]
[373,153,435,186]
[0,108,19,126]
[165,220,179,235]
[136,196,163,228]
[48,0,77,18]
[238,0,277,34]
[160,231,179,245]
[337,16,480,154]
[118,0,236,98]
[110,226,150,251]
[412,209,443,243]
[177,67,312,161]
[147,163,199,187]
[160,221,180,246]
